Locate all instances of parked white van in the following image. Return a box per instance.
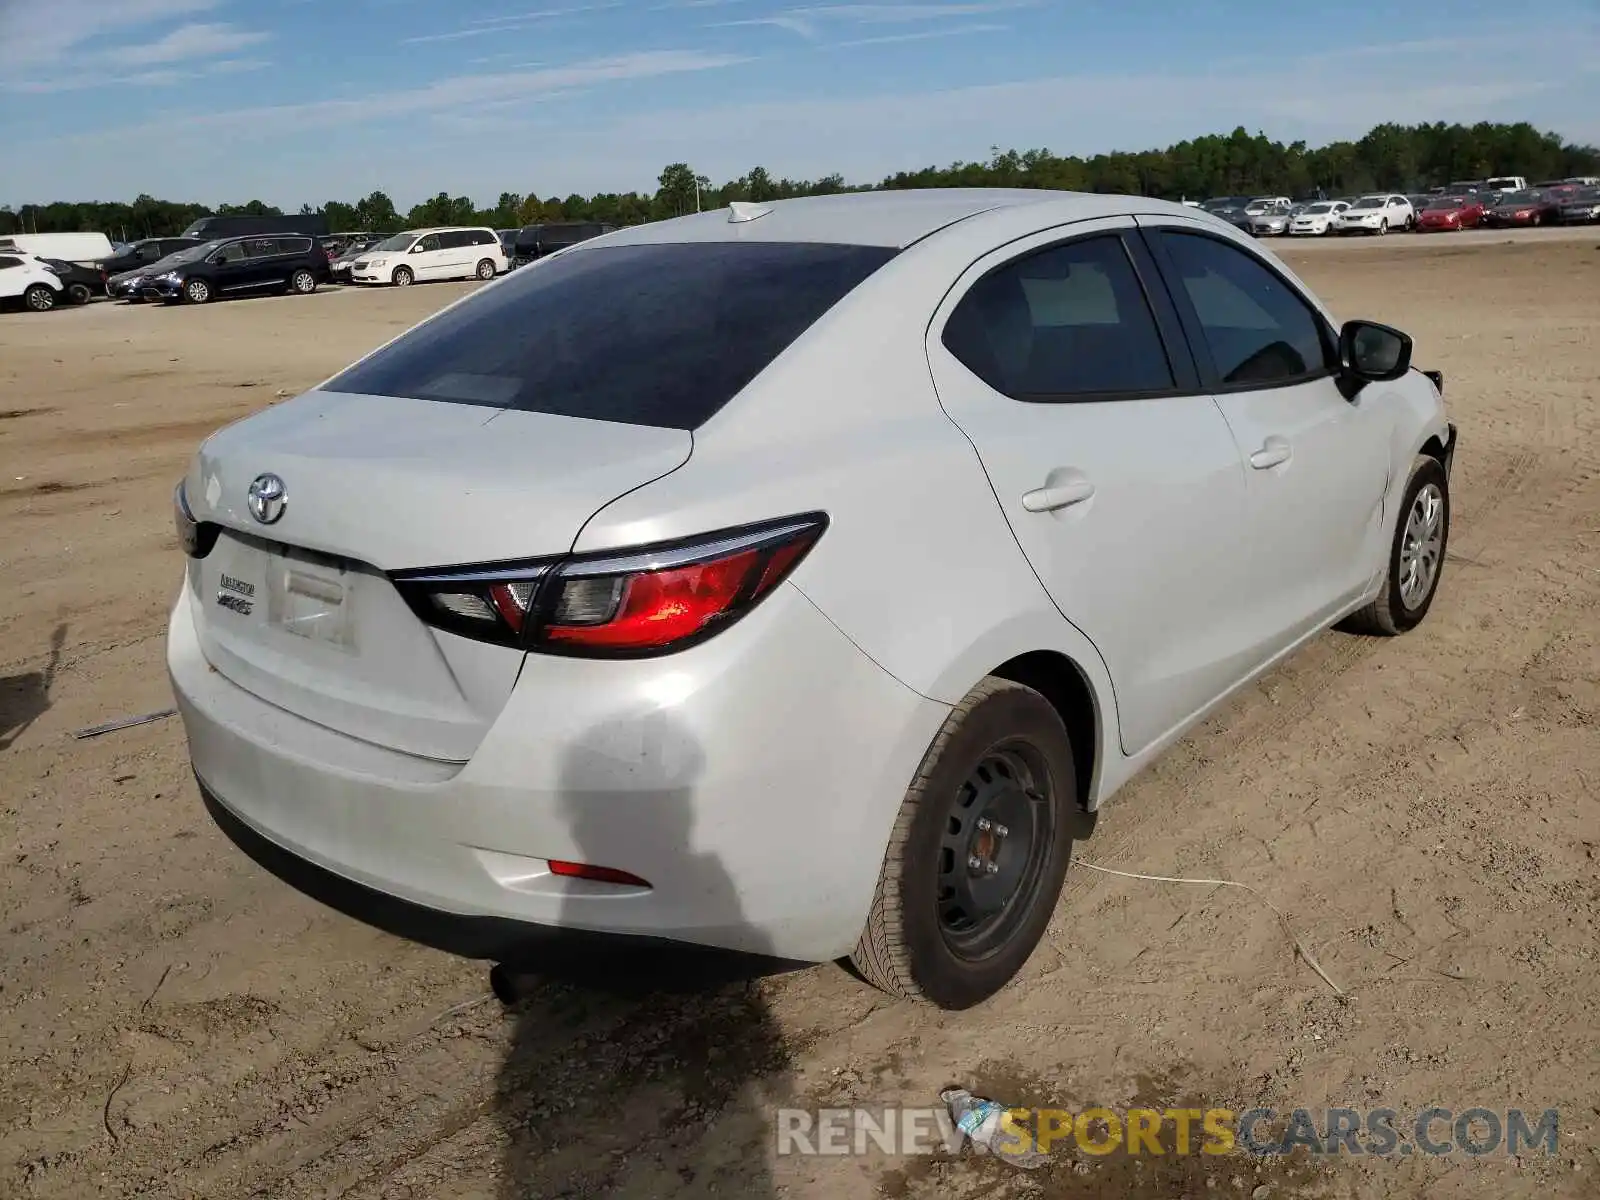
[349,227,505,287]
[0,232,115,265]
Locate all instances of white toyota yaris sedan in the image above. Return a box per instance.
[169,189,1456,1010]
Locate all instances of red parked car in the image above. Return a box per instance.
[1416,196,1485,232]
[1482,189,1560,228]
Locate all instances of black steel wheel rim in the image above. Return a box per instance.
[936,741,1054,959]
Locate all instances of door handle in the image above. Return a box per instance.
[1249,437,1292,470]
[1022,476,1095,512]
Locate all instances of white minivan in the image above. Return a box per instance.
[349,227,505,287]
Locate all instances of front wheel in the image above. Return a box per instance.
[1341,455,1450,636]
[289,269,317,295]
[392,266,413,287]
[183,278,212,304]
[851,678,1081,1010]
[1531,213,1543,227]
[1377,219,1389,236]
[475,258,496,281]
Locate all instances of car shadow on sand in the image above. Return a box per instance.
[0,623,65,751]
[196,710,803,1198]
[489,712,798,1198]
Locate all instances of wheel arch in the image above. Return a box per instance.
[986,649,1103,813]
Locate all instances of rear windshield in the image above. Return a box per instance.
[322,241,898,430]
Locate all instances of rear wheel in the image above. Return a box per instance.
[1341,455,1450,636]
[289,269,317,295]
[24,284,57,312]
[475,258,496,280]
[851,678,1080,1010]
[66,282,92,305]
[183,278,212,304]
[392,266,413,287]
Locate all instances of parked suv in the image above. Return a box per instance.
[509,221,617,268]
[0,252,66,312]
[98,237,207,283]
[132,234,330,304]
[1334,194,1415,235]
[350,227,505,286]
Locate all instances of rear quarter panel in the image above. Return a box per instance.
[570,224,1125,799]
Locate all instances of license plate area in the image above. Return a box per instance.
[265,550,355,650]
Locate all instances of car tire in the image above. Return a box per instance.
[1340,455,1450,637]
[1377,219,1388,236]
[392,266,413,287]
[183,278,212,304]
[475,258,496,281]
[66,282,92,305]
[850,677,1080,1010]
[23,284,57,312]
[290,269,317,295]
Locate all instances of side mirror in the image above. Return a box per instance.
[1338,320,1412,392]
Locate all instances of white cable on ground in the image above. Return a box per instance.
[1070,859,1345,997]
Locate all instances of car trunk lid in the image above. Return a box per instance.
[182,390,691,760]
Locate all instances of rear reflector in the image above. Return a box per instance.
[392,512,827,657]
[548,860,651,888]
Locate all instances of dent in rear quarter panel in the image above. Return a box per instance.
[571,242,1125,803]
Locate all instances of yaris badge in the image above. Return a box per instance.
[247,473,287,524]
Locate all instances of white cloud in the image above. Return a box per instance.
[1,51,272,94]
[0,0,219,67]
[113,21,273,65]
[35,49,750,136]
[714,0,1031,37]
[403,3,622,43]
[837,21,1007,46]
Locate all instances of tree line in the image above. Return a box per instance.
[4,121,1595,241]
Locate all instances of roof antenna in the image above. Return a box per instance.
[727,201,773,224]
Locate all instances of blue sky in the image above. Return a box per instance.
[2,0,1597,208]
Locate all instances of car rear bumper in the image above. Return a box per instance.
[168,579,949,964]
[1442,422,1458,479]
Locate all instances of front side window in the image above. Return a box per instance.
[943,234,1174,400]
[1155,231,1330,387]
[415,235,441,252]
[322,241,898,430]
[213,241,248,264]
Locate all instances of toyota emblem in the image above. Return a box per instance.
[247,473,287,525]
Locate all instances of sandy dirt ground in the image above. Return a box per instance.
[1,230,1596,1200]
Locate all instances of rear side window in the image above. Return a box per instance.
[0,256,18,270]
[943,234,1175,399]
[322,241,897,430]
[473,230,495,246]
[278,237,313,254]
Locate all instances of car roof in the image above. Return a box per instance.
[591,188,1205,249]
[405,225,493,235]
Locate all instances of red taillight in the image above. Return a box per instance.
[391,513,827,656]
[548,860,651,887]
[544,547,763,649]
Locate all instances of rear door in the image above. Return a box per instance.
[1139,218,1394,650]
[926,217,1256,755]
